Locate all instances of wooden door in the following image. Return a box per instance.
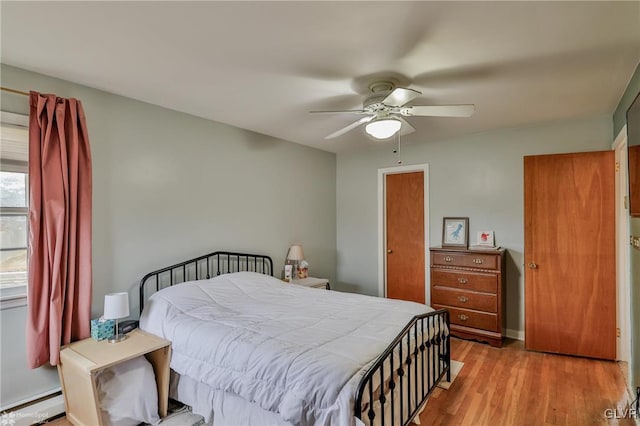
[386,171,425,303]
[524,151,615,360]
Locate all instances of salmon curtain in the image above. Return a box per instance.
[26,92,92,368]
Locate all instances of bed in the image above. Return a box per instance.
[138,251,450,426]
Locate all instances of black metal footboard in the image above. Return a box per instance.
[139,251,273,314]
[355,309,450,426]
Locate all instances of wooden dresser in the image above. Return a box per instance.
[430,246,506,347]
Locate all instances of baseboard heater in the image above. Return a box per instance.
[1,389,65,426]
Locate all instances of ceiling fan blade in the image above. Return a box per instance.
[396,116,416,136]
[382,87,421,107]
[402,105,475,117]
[310,109,367,115]
[325,116,374,139]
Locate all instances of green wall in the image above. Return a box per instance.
[0,64,337,408]
[614,60,640,392]
[335,114,613,338]
[614,63,640,137]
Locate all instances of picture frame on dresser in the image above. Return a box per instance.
[475,230,495,247]
[442,217,469,248]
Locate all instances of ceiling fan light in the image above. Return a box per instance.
[365,118,402,140]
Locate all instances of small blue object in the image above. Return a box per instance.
[91,318,115,341]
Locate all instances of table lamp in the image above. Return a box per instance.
[104,292,130,343]
[287,244,305,279]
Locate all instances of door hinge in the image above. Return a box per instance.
[617,328,621,337]
[615,161,620,172]
[625,195,629,210]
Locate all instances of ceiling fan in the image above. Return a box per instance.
[311,81,475,140]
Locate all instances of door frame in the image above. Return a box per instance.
[377,164,430,304]
[613,125,631,363]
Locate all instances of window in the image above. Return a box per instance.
[1,171,28,287]
[0,112,29,304]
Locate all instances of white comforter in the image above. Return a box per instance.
[140,272,432,426]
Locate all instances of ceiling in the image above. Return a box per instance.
[2,1,639,153]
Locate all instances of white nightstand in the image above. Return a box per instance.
[57,329,171,426]
[291,277,330,290]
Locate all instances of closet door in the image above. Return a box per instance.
[524,151,615,360]
[386,171,425,304]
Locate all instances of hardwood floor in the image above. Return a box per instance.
[420,338,635,425]
[45,337,635,425]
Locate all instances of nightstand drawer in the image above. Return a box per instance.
[434,305,499,332]
[432,252,498,270]
[431,269,497,294]
[432,287,497,312]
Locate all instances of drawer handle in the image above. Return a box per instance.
[444,256,453,262]
[457,296,469,303]
[473,258,484,264]
[457,277,468,284]
[458,314,469,321]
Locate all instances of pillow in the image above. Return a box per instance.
[96,355,160,426]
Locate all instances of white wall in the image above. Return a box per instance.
[0,64,337,408]
[336,115,613,337]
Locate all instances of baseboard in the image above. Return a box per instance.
[1,394,65,426]
[505,328,524,341]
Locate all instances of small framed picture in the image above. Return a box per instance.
[442,217,469,248]
[476,231,495,247]
[283,264,293,282]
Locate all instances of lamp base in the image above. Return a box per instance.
[107,333,128,343]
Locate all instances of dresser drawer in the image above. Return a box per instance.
[431,252,498,270]
[432,287,497,312]
[434,305,499,332]
[431,269,498,294]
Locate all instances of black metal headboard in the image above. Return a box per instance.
[139,251,273,314]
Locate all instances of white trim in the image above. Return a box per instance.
[1,388,61,412]
[1,393,64,426]
[613,125,632,366]
[0,294,27,309]
[377,164,430,305]
[0,280,28,310]
[505,328,524,341]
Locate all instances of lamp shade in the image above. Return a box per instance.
[287,244,305,261]
[103,292,130,320]
[365,118,402,139]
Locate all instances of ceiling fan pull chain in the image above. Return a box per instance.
[395,133,403,165]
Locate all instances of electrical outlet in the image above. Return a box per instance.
[631,236,640,250]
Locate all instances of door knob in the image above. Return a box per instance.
[528,262,538,269]
[387,249,393,254]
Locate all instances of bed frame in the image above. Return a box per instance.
[139,250,450,426]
